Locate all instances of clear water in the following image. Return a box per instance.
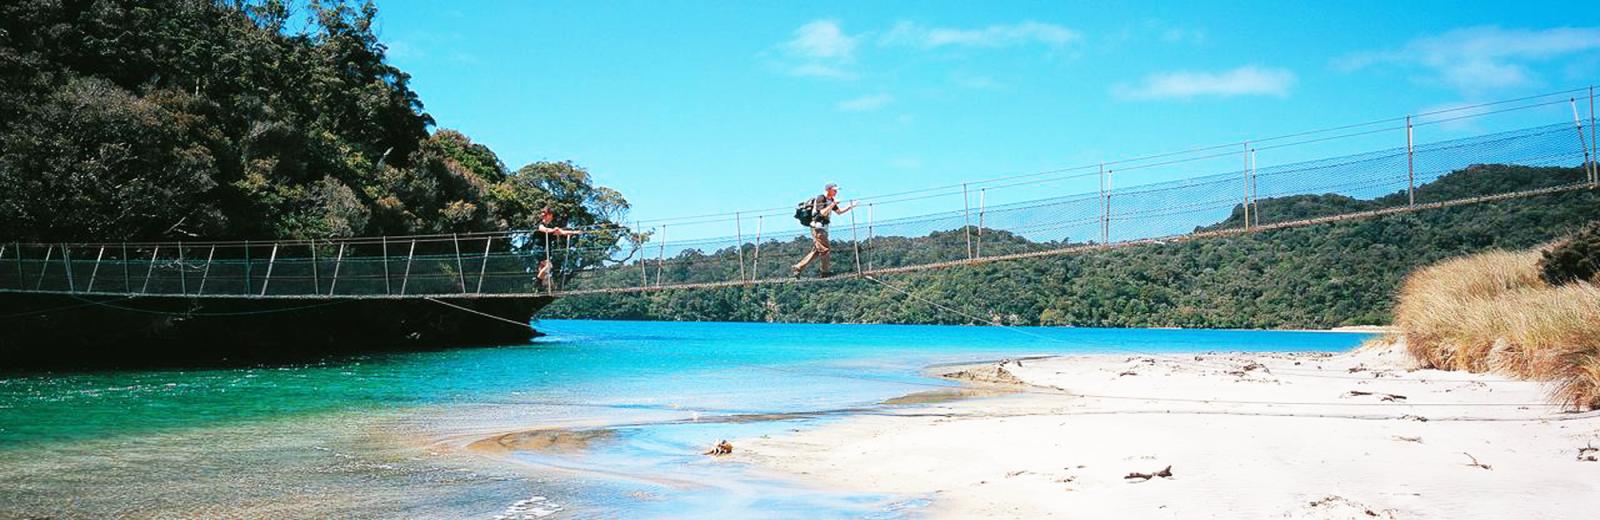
[0,320,1371,518]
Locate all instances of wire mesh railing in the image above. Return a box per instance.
[1,88,1596,299]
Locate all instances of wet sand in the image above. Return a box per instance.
[738,340,1600,518]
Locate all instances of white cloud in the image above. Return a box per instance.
[882,21,1080,49]
[788,63,856,80]
[786,20,858,60]
[1337,26,1600,93]
[777,19,860,80]
[1113,66,1296,100]
[837,93,894,112]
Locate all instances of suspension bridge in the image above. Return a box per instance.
[0,89,1596,307]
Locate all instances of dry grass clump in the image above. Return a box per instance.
[1394,249,1600,410]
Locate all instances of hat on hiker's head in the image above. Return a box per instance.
[825,183,838,191]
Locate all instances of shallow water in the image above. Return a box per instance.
[0,320,1371,518]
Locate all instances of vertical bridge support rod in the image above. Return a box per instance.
[177,242,186,295]
[61,245,75,292]
[752,216,763,281]
[382,236,392,295]
[1099,164,1109,246]
[655,225,667,287]
[475,238,490,294]
[259,243,279,296]
[1242,141,1251,232]
[977,188,986,259]
[1407,116,1416,207]
[35,245,53,290]
[87,246,106,292]
[453,234,467,293]
[850,209,862,276]
[866,203,875,272]
[736,212,747,283]
[962,183,973,261]
[121,243,130,293]
[399,239,416,295]
[1574,98,1593,187]
[199,245,216,295]
[330,243,346,296]
[141,246,159,294]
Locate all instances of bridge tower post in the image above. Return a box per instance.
[1250,148,1260,227]
[1590,85,1596,186]
[244,241,251,294]
[736,212,747,283]
[637,221,646,288]
[1098,164,1108,246]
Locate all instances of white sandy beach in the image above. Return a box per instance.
[739,342,1600,518]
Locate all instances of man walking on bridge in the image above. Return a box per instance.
[792,183,857,278]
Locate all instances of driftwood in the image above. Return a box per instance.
[1578,442,1597,462]
[1346,390,1407,402]
[704,440,733,456]
[1392,436,1423,443]
[1123,465,1173,481]
[1461,452,1492,470]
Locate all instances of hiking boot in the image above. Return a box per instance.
[790,266,802,278]
[817,270,832,279]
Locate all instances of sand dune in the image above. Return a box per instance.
[740,342,1600,518]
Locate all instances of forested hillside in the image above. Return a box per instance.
[544,165,1600,328]
[0,0,627,244]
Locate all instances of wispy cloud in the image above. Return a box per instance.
[881,21,1080,49]
[1159,27,1207,45]
[786,19,858,60]
[1113,66,1296,100]
[778,19,860,80]
[1336,26,1600,93]
[837,93,894,112]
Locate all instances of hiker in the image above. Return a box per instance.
[536,207,582,290]
[792,183,858,278]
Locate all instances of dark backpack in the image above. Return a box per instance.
[794,198,816,226]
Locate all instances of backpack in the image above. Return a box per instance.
[794,198,816,226]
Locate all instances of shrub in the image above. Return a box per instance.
[1395,249,1600,410]
[1539,222,1600,285]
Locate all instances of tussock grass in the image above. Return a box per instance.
[1394,249,1600,410]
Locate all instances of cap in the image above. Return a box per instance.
[825,183,838,190]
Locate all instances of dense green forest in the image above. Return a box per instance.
[545,165,1600,328]
[0,0,628,248]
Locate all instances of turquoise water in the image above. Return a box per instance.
[0,320,1371,517]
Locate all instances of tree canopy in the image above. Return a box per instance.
[0,0,629,249]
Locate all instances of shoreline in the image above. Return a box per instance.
[737,342,1600,518]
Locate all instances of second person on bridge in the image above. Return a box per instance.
[792,183,858,278]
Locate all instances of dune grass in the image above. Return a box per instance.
[1394,250,1600,410]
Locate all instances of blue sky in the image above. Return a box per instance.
[373,1,1600,237]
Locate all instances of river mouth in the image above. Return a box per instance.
[0,320,1372,517]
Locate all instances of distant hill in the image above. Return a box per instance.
[544,164,1600,329]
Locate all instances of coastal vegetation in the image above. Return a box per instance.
[546,165,1600,329]
[0,0,629,256]
[1395,236,1600,410]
